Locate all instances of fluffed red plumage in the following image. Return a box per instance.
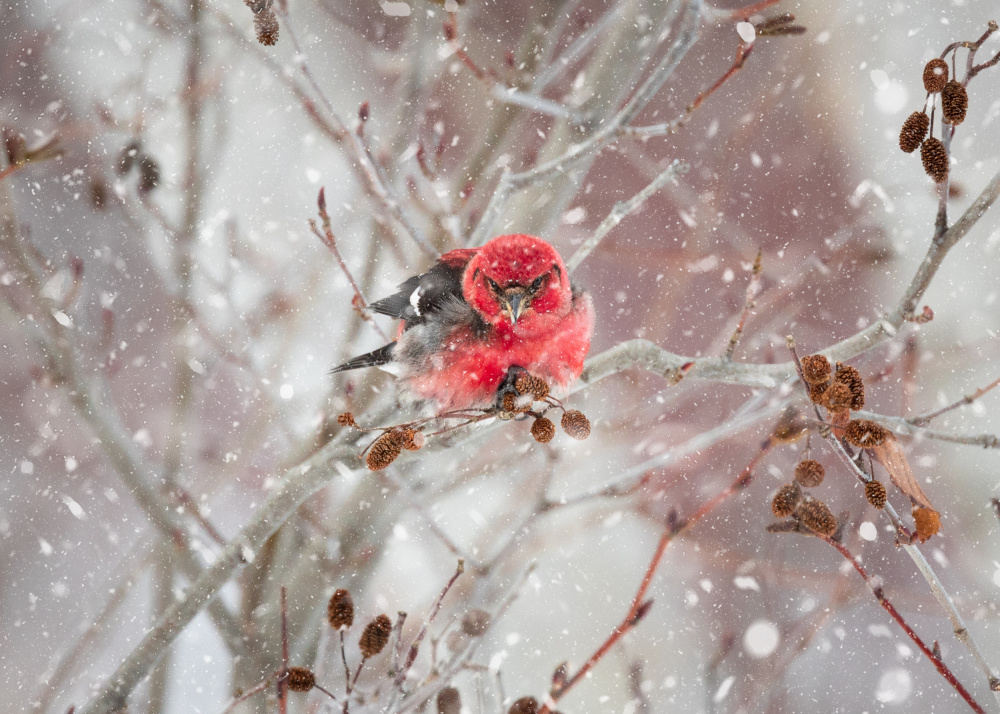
[333,234,594,412]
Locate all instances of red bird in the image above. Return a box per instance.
[333,234,594,412]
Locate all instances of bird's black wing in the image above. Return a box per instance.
[369,259,467,329]
[330,342,396,374]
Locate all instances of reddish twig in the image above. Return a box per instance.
[395,560,465,686]
[540,439,776,713]
[908,375,1000,427]
[309,187,389,342]
[724,250,763,360]
[626,40,756,139]
[279,586,289,714]
[826,539,986,713]
[444,15,490,83]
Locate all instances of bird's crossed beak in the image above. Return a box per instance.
[501,289,528,324]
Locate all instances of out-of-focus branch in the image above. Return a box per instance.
[566,160,689,273]
[907,375,1000,426]
[468,0,703,246]
[272,5,437,258]
[0,181,251,662]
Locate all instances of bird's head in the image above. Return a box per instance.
[463,234,573,329]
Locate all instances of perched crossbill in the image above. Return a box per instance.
[332,234,594,412]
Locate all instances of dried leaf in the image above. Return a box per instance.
[870,434,935,511]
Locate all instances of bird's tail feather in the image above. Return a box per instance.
[330,342,396,374]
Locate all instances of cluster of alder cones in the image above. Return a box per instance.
[898,57,969,183]
[277,587,501,713]
[340,374,592,470]
[790,354,941,542]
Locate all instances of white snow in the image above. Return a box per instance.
[743,619,779,658]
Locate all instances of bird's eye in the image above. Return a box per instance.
[487,277,501,293]
[530,275,546,292]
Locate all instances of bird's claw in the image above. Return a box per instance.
[494,365,531,411]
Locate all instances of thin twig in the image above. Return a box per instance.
[310,187,390,342]
[396,560,465,686]
[825,539,986,713]
[723,250,763,360]
[468,0,703,246]
[279,586,289,714]
[539,440,776,713]
[625,40,756,139]
[218,675,275,714]
[908,375,1000,426]
[263,5,437,257]
[565,160,689,273]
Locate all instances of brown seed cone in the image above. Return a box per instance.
[913,507,942,541]
[337,412,357,427]
[254,10,279,46]
[865,480,887,509]
[921,137,949,183]
[794,459,826,488]
[437,687,462,714]
[530,417,556,443]
[502,392,531,413]
[833,364,865,410]
[795,498,837,537]
[800,354,832,384]
[808,380,831,405]
[771,482,802,518]
[822,382,853,412]
[923,58,949,93]
[286,667,315,692]
[508,697,540,714]
[941,79,968,125]
[560,410,591,440]
[515,374,550,401]
[843,419,890,448]
[461,609,491,636]
[359,614,392,658]
[366,431,403,470]
[899,111,930,153]
[328,588,354,630]
[401,428,425,451]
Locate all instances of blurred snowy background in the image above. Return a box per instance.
[2,0,1000,713]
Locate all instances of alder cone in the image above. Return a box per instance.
[328,588,354,630]
[865,480,887,509]
[796,499,837,537]
[359,614,392,658]
[286,667,315,692]
[800,354,831,384]
[899,111,929,153]
[772,482,801,517]
[794,460,825,488]
[941,80,968,125]
[920,138,949,183]
[922,58,948,93]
